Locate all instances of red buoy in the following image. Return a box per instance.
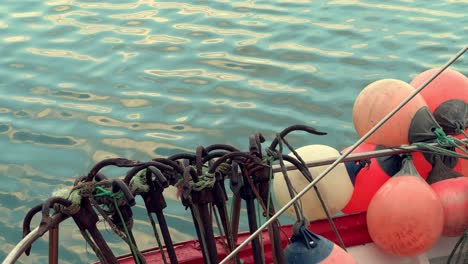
[455,131,468,176]
[412,151,462,180]
[341,143,402,214]
[431,177,468,237]
[410,68,468,135]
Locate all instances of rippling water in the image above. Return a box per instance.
[0,0,467,263]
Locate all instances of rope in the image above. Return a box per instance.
[129,170,150,195]
[147,213,168,264]
[412,142,468,159]
[266,160,273,220]
[452,137,468,154]
[265,158,290,245]
[191,205,211,264]
[433,128,468,155]
[212,204,229,255]
[273,135,306,221]
[274,135,347,250]
[80,230,109,264]
[460,129,468,139]
[94,186,143,264]
[89,197,127,241]
[52,187,82,215]
[447,229,467,264]
[111,195,142,264]
[191,172,216,191]
[216,162,233,176]
[256,199,266,264]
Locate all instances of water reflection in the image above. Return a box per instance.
[1,0,467,262]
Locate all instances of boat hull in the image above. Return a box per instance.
[111,212,459,264]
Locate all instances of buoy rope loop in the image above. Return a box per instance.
[432,128,468,155]
[434,128,457,146]
[190,171,216,191]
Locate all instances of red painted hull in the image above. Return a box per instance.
[114,212,371,264]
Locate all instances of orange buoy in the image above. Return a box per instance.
[273,145,354,221]
[431,177,468,237]
[341,143,402,214]
[410,68,468,135]
[353,79,429,147]
[367,174,444,256]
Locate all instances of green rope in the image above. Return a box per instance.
[212,204,229,255]
[95,186,123,199]
[147,213,168,264]
[461,129,468,139]
[191,205,211,264]
[433,128,456,146]
[262,155,275,165]
[256,199,266,264]
[412,142,468,160]
[52,187,81,215]
[112,197,141,264]
[452,137,468,154]
[95,186,141,264]
[191,172,216,191]
[266,160,273,220]
[432,128,468,155]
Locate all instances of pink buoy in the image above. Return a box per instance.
[367,175,444,256]
[431,177,468,237]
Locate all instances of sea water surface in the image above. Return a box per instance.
[0,0,467,263]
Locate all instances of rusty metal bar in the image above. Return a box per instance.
[3,213,69,264]
[48,227,59,264]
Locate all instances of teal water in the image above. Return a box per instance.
[0,0,467,263]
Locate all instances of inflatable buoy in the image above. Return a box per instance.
[412,151,462,181]
[367,174,443,256]
[410,68,468,135]
[285,224,356,264]
[408,152,433,180]
[273,145,354,221]
[431,177,468,237]
[455,132,468,176]
[409,69,468,181]
[353,79,433,147]
[341,143,402,214]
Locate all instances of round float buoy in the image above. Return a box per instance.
[341,143,402,214]
[410,69,468,181]
[353,79,431,147]
[285,225,356,264]
[273,145,354,221]
[431,177,468,237]
[367,174,444,256]
[410,68,468,135]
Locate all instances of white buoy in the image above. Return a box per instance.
[273,144,354,221]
